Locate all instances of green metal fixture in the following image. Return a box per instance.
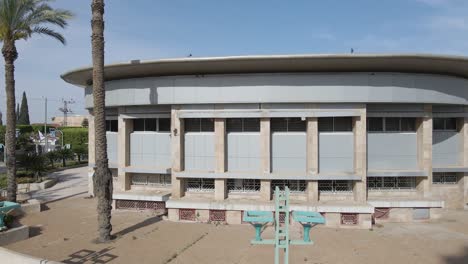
[0,201,20,231]
[243,186,325,264]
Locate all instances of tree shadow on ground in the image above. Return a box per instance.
[442,246,468,264]
[62,247,117,264]
[113,215,162,238]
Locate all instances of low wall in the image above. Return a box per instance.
[0,247,62,264]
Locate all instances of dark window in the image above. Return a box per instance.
[319,117,352,132]
[433,173,458,184]
[271,118,288,132]
[145,118,157,131]
[445,118,457,130]
[368,118,383,132]
[226,118,243,132]
[287,118,307,132]
[133,119,145,131]
[105,120,118,132]
[227,118,260,132]
[433,118,445,130]
[434,118,457,131]
[385,118,400,132]
[184,118,214,132]
[201,119,214,132]
[400,118,416,132]
[318,117,333,132]
[158,118,171,132]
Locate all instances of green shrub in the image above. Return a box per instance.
[61,127,88,149]
[17,153,47,181]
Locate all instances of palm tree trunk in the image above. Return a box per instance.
[92,0,113,242]
[2,40,18,202]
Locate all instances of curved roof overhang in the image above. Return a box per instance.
[61,53,468,87]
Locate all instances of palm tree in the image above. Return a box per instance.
[0,0,72,202]
[91,0,113,242]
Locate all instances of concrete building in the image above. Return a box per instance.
[62,54,468,229]
[51,115,88,127]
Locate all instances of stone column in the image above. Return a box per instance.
[117,111,133,191]
[171,107,185,199]
[417,104,432,197]
[87,112,95,196]
[463,107,468,208]
[214,118,227,200]
[353,105,367,203]
[306,117,319,202]
[260,118,271,201]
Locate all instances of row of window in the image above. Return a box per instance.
[133,118,171,132]
[367,117,417,132]
[131,174,172,186]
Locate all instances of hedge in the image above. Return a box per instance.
[0,126,88,148]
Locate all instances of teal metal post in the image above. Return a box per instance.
[303,224,311,242]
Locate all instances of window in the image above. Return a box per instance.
[318,180,353,193]
[271,180,306,193]
[367,177,416,190]
[367,117,416,132]
[185,118,214,132]
[186,178,215,192]
[226,118,260,132]
[131,174,171,186]
[227,179,260,193]
[433,118,457,131]
[433,173,458,184]
[271,118,306,132]
[318,117,353,132]
[106,120,118,132]
[133,118,170,132]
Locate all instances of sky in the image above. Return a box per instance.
[1,0,468,123]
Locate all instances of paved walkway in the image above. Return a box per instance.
[30,166,89,203]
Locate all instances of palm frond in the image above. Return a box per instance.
[32,26,65,44]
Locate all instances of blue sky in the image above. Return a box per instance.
[1,0,468,123]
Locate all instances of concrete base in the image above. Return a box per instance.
[0,225,30,246]
[18,199,42,215]
[0,247,62,264]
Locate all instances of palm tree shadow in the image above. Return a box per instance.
[442,246,468,264]
[112,215,162,238]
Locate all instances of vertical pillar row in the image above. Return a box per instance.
[260,118,271,201]
[353,106,367,203]
[118,112,133,191]
[417,104,432,198]
[171,107,185,199]
[306,117,319,202]
[88,112,96,196]
[214,118,227,200]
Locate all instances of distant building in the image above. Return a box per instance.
[51,115,88,127]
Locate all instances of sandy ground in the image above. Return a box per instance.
[5,197,468,264]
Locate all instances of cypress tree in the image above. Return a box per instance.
[18,92,30,125]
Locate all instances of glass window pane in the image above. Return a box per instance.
[334,117,353,132]
[105,120,111,132]
[243,118,260,132]
[445,118,457,130]
[158,118,170,132]
[185,119,200,132]
[287,118,306,132]
[318,117,333,132]
[201,119,214,132]
[271,118,288,132]
[400,118,416,132]
[133,119,145,131]
[433,118,444,130]
[110,120,118,132]
[368,118,383,132]
[226,118,243,132]
[385,118,400,132]
[145,118,157,131]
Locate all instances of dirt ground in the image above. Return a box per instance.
[5,197,468,264]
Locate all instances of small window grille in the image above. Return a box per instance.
[185,118,214,132]
[227,118,260,132]
[115,200,166,211]
[318,180,353,194]
[106,120,118,132]
[186,178,215,192]
[179,209,196,221]
[271,180,306,194]
[271,118,306,132]
[209,210,226,222]
[433,173,458,184]
[131,174,171,186]
[374,208,390,219]
[367,117,383,132]
[227,179,260,193]
[341,213,358,225]
[273,212,288,224]
[433,118,457,131]
[318,117,353,132]
[367,177,416,190]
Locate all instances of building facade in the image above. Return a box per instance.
[62,54,468,229]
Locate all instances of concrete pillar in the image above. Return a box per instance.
[463,107,468,208]
[306,117,318,202]
[417,104,432,197]
[117,112,133,191]
[260,118,271,201]
[353,105,367,203]
[171,107,185,199]
[214,118,227,200]
[87,112,95,196]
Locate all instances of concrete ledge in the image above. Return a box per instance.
[367,170,428,177]
[368,200,444,208]
[175,171,360,180]
[166,199,375,213]
[17,199,41,215]
[18,179,57,192]
[432,167,468,173]
[114,191,171,202]
[122,167,171,174]
[0,247,62,264]
[0,226,29,246]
